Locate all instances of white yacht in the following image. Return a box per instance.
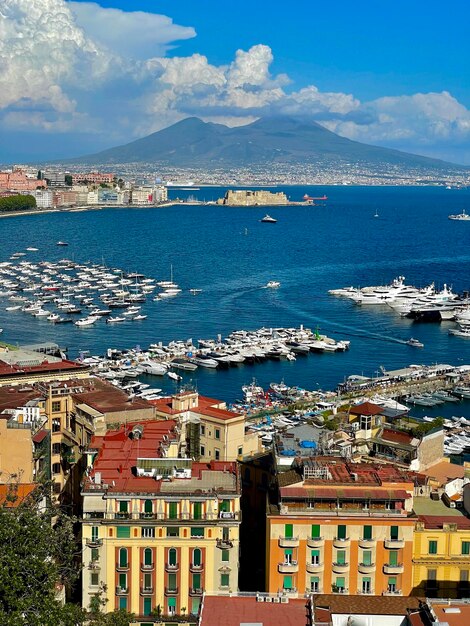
[449,209,470,221]
[266,281,280,288]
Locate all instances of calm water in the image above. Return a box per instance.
[1,185,470,405]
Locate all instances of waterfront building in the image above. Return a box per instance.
[266,457,416,596]
[0,168,46,192]
[152,391,261,462]
[71,172,115,185]
[52,190,78,207]
[81,420,241,623]
[87,190,100,205]
[33,189,54,208]
[217,189,289,206]
[43,171,66,188]
[0,347,89,387]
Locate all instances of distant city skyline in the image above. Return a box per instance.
[1,0,470,164]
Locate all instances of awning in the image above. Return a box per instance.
[33,429,48,444]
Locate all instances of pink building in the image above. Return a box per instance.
[0,169,46,192]
[71,172,114,184]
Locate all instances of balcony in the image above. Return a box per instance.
[383,589,402,596]
[141,563,154,571]
[332,587,348,594]
[216,538,233,549]
[114,512,131,520]
[165,587,178,596]
[358,563,376,574]
[190,563,204,573]
[332,562,349,574]
[189,587,203,596]
[115,586,128,595]
[116,563,129,572]
[278,561,299,574]
[140,586,154,595]
[165,563,179,573]
[306,562,324,574]
[333,537,350,549]
[88,561,101,570]
[383,563,404,574]
[86,538,103,547]
[307,537,324,549]
[278,535,299,548]
[358,538,375,549]
[384,538,404,549]
[219,511,235,520]
[139,512,157,520]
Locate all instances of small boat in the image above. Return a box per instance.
[26,247,39,251]
[448,209,470,221]
[47,313,60,322]
[75,316,99,326]
[5,305,21,311]
[374,209,379,218]
[189,288,202,294]
[171,358,198,371]
[266,281,280,288]
[406,338,424,348]
[56,241,69,246]
[132,314,147,321]
[106,316,125,324]
[260,214,277,223]
[167,371,182,381]
[54,317,73,324]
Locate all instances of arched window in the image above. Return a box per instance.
[144,500,153,514]
[168,548,177,566]
[119,548,128,568]
[193,548,201,567]
[144,548,152,566]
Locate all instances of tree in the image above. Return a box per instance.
[0,194,36,213]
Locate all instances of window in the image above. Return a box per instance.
[143,597,151,616]
[336,550,346,565]
[427,569,437,583]
[168,548,177,566]
[462,541,470,555]
[52,443,61,455]
[91,548,99,562]
[200,445,205,456]
[91,526,99,541]
[238,447,243,456]
[117,501,129,518]
[360,415,372,430]
[118,573,127,592]
[119,548,128,568]
[337,525,347,540]
[90,573,99,586]
[390,526,399,541]
[362,550,372,566]
[312,524,321,539]
[363,525,372,540]
[141,527,155,538]
[200,425,205,436]
[221,549,230,562]
[116,526,130,539]
[119,597,127,610]
[215,428,220,440]
[143,573,152,589]
[389,551,398,567]
[285,524,293,539]
[52,463,61,475]
[335,577,345,592]
[362,577,371,594]
[193,548,202,567]
[191,597,201,615]
[167,527,179,537]
[191,527,204,538]
[167,597,176,615]
[51,401,61,412]
[310,576,320,592]
[284,548,293,564]
[192,573,201,590]
[215,449,220,461]
[311,550,320,565]
[428,540,438,555]
[388,576,397,592]
[219,499,230,513]
[144,548,152,567]
[144,499,153,515]
[460,570,469,582]
[223,527,229,541]
[168,502,178,519]
[221,573,230,587]
[167,573,177,591]
[283,575,292,590]
[194,502,202,520]
[52,418,61,432]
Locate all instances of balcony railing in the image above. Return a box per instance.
[278,561,299,573]
[189,587,203,596]
[332,562,349,574]
[116,563,129,571]
[306,562,323,574]
[86,538,103,547]
[384,539,405,549]
[278,535,299,548]
[165,587,178,595]
[332,587,348,594]
[358,563,376,574]
[216,539,233,549]
[358,538,375,549]
[333,537,350,549]
[307,537,324,548]
[81,510,242,522]
[115,586,128,595]
[141,563,154,571]
[140,587,154,595]
[190,563,204,573]
[88,561,101,570]
[165,563,179,572]
[114,512,131,520]
[83,512,105,520]
[383,563,404,574]
[383,589,402,596]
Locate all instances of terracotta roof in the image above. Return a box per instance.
[151,394,238,420]
[381,428,414,445]
[0,388,42,413]
[73,378,154,414]
[0,483,37,507]
[32,429,48,444]
[349,401,383,416]
[200,595,309,626]
[431,602,470,626]
[417,515,470,529]
[280,486,411,500]
[421,460,465,486]
[313,594,424,618]
[0,359,87,376]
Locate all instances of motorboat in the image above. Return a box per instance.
[449,327,470,338]
[406,338,424,348]
[171,358,198,371]
[266,281,281,288]
[56,241,68,246]
[167,371,182,381]
[132,314,147,321]
[260,214,277,223]
[189,289,202,294]
[190,355,219,368]
[47,313,60,322]
[448,209,470,221]
[75,316,99,326]
[107,316,125,323]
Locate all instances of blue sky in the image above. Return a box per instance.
[1,0,470,163]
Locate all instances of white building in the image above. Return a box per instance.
[33,189,53,209]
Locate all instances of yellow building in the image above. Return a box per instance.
[412,511,470,597]
[266,458,416,596]
[81,419,241,625]
[153,391,261,462]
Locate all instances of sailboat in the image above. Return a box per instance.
[374,209,379,218]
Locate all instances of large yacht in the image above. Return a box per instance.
[448,209,470,221]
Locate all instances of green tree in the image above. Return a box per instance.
[0,194,36,213]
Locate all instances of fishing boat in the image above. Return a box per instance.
[260,214,277,223]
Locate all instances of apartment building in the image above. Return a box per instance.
[266,457,416,596]
[81,420,241,624]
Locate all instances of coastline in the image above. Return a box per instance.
[0,201,182,220]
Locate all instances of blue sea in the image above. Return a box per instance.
[1,185,470,411]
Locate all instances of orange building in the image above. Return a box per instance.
[266,457,416,597]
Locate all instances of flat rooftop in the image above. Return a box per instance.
[200,595,309,626]
[420,460,466,485]
[431,602,470,626]
[313,594,424,621]
[413,496,467,518]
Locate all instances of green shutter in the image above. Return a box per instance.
[168,573,177,589]
[219,499,230,512]
[363,550,372,566]
[191,597,201,614]
[429,540,438,554]
[221,573,230,587]
[462,542,470,555]
[336,577,345,588]
[337,525,346,539]
[193,549,201,566]
[169,502,177,519]
[193,573,201,588]
[119,501,128,513]
[311,549,320,559]
[389,551,398,566]
[312,524,320,538]
[390,525,399,540]
[311,576,320,583]
[284,548,293,556]
[388,576,397,585]
[143,597,151,616]
[221,549,229,562]
[119,597,127,610]
[285,524,293,538]
[169,548,177,566]
[116,526,130,539]
[168,597,176,608]
[194,502,202,520]
[119,573,126,589]
[363,525,372,540]
[191,527,204,537]
[119,548,127,568]
[144,548,152,565]
[91,526,98,540]
[144,499,153,513]
[283,575,292,589]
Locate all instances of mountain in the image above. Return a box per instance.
[65,116,463,170]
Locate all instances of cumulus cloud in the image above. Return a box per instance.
[0,0,469,162]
